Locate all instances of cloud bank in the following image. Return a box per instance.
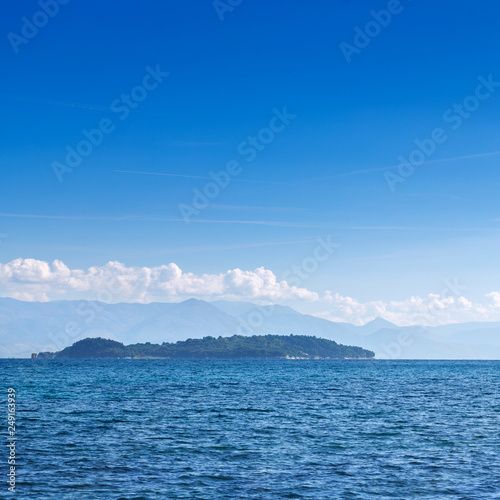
[319,291,500,326]
[1,258,500,326]
[0,258,318,303]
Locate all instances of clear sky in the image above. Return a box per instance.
[1,0,500,324]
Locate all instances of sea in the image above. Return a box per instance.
[1,359,499,499]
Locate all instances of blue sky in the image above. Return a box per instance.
[1,0,500,321]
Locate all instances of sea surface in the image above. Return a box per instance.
[1,359,499,499]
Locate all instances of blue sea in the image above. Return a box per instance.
[2,359,500,499]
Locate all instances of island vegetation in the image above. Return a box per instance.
[38,335,375,359]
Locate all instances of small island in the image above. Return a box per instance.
[38,335,375,359]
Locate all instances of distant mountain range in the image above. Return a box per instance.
[1,297,500,359]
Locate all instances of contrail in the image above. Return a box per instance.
[308,151,500,181]
[158,237,324,254]
[114,170,289,185]
[0,95,111,112]
[0,95,173,118]
[0,213,498,232]
[0,213,324,228]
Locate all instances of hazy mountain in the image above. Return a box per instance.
[0,297,499,359]
[0,298,240,357]
[357,317,399,335]
[211,300,357,342]
[352,326,500,360]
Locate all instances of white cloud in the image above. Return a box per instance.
[318,291,500,326]
[486,291,500,307]
[2,258,500,326]
[0,258,318,303]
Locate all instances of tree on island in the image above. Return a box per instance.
[38,334,375,359]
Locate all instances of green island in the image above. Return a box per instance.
[38,335,375,359]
